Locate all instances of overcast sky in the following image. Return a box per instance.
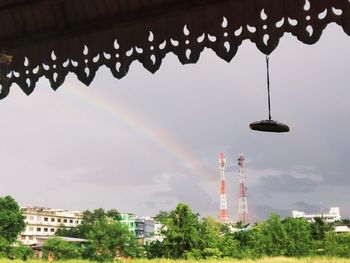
[0,23,349,221]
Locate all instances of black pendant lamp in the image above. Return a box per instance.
[250,56,289,133]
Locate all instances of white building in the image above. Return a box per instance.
[20,207,83,246]
[135,217,153,239]
[134,216,164,243]
[292,207,341,223]
[335,225,350,233]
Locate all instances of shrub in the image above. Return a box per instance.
[42,237,81,260]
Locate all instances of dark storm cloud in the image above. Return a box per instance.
[250,204,291,221]
[321,168,350,186]
[151,173,218,215]
[258,174,321,193]
[72,164,160,186]
[292,201,321,214]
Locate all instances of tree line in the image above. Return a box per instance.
[146,203,350,259]
[0,195,350,261]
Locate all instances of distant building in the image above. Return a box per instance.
[335,225,350,233]
[20,207,83,246]
[135,217,146,239]
[135,217,157,238]
[292,207,341,223]
[134,216,163,243]
[118,213,136,233]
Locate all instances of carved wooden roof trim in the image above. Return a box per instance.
[0,0,349,99]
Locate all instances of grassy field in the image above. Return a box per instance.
[1,258,350,263]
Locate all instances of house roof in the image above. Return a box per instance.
[0,0,349,99]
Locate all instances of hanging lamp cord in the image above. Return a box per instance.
[266,55,272,121]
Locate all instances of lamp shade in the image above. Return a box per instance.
[249,120,290,133]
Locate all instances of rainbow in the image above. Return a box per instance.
[62,80,215,179]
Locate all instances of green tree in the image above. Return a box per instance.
[198,216,222,259]
[310,217,333,240]
[144,240,164,259]
[282,217,312,257]
[310,217,333,254]
[0,196,26,244]
[106,209,121,221]
[340,218,350,225]
[87,218,141,261]
[153,210,170,223]
[83,209,107,224]
[245,224,265,258]
[56,208,121,239]
[0,237,10,258]
[42,237,81,260]
[55,208,142,261]
[7,242,34,260]
[219,231,240,258]
[232,226,256,258]
[255,213,287,256]
[157,203,201,258]
[324,232,350,257]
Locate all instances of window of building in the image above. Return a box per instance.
[29,227,34,231]
[57,218,61,223]
[76,220,79,223]
[29,236,33,240]
[44,228,48,232]
[50,228,55,232]
[51,218,55,222]
[29,216,34,221]
[69,219,73,223]
[37,227,41,232]
[37,216,42,221]
[63,219,67,223]
[44,217,49,221]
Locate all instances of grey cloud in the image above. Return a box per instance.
[321,169,350,186]
[292,201,321,214]
[151,174,218,216]
[258,174,321,193]
[249,204,291,221]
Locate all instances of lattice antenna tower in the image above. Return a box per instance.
[219,152,229,223]
[238,153,249,225]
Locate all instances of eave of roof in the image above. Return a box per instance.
[0,0,349,99]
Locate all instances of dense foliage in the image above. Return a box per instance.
[85,217,142,261]
[42,238,81,260]
[1,196,349,262]
[55,208,121,239]
[54,208,142,261]
[0,196,28,260]
[146,204,350,260]
[0,196,26,244]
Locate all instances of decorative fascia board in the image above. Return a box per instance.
[0,0,349,99]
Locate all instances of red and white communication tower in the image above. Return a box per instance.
[219,152,229,223]
[238,154,249,225]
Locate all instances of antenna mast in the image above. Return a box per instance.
[219,153,228,222]
[238,154,249,225]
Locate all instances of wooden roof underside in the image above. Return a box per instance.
[0,0,349,99]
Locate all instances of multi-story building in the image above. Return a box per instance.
[135,217,156,239]
[292,207,341,223]
[20,207,83,246]
[118,213,136,233]
[134,216,163,243]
